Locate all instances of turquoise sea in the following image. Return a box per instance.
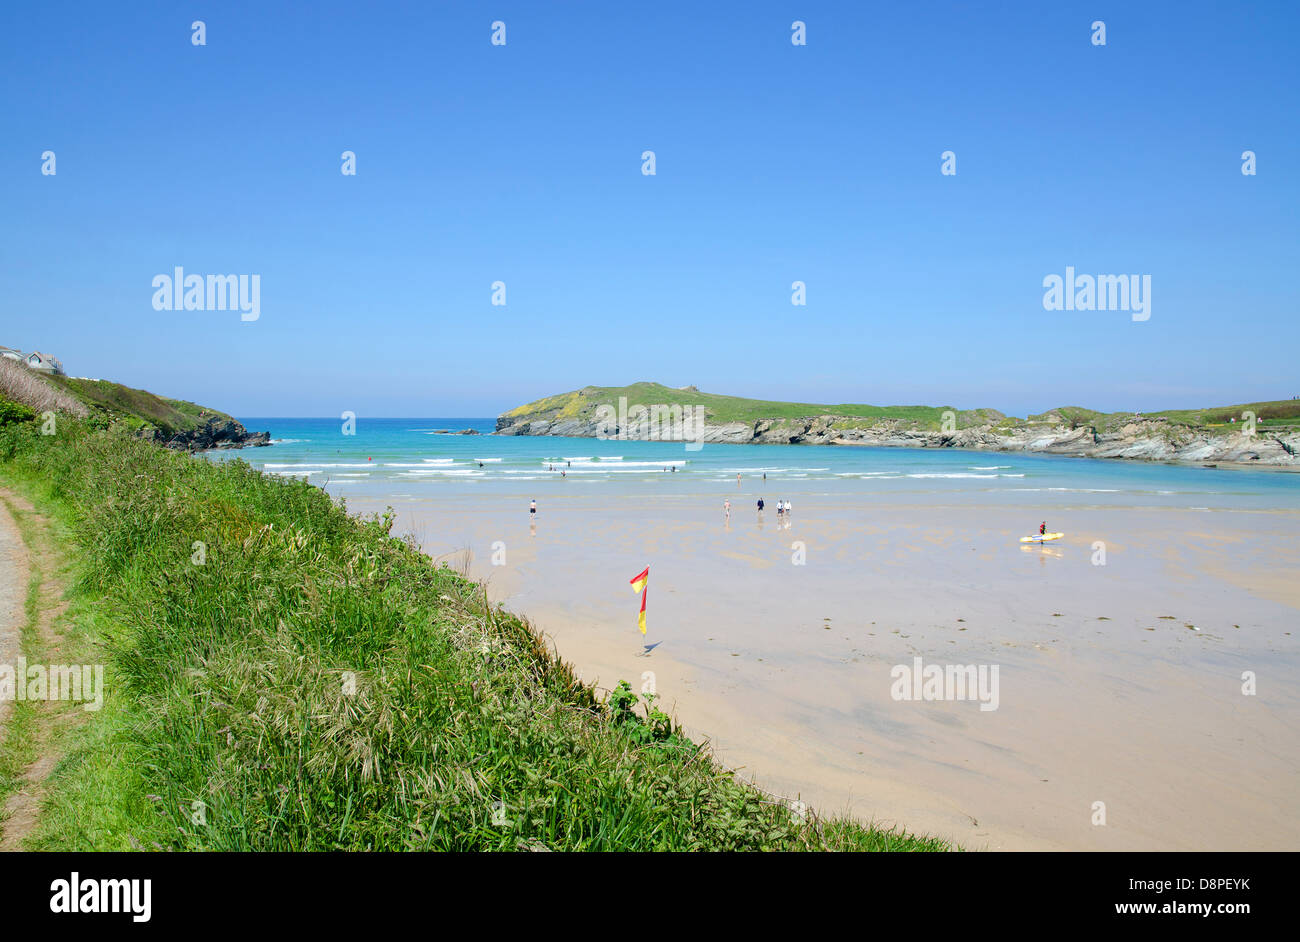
[201,417,1300,511]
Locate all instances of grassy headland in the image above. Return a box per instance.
[0,359,264,449]
[0,417,950,851]
[501,381,1002,431]
[502,382,1300,434]
[497,383,1300,464]
[42,373,233,437]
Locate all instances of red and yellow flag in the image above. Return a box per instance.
[629,566,649,635]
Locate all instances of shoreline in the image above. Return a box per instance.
[1,423,955,850]
[355,492,1300,852]
[492,428,1300,469]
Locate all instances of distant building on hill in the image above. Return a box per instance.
[26,351,64,375]
[0,345,24,362]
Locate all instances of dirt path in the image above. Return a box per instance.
[0,490,27,734]
[0,486,73,851]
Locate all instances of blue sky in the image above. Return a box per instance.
[2,1,1296,417]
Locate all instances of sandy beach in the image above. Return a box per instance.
[352,489,1300,851]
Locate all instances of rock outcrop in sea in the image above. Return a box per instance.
[496,410,1300,466]
[138,417,271,452]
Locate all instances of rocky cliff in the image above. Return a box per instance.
[137,417,271,452]
[496,386,1300,467]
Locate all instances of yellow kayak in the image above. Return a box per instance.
[1020,532,1064,543]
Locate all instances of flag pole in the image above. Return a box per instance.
[629,566,649,651]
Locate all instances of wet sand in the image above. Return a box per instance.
[352,491,1300,851]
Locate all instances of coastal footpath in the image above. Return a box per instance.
[0,377,948,851]
[497,382,1300,466]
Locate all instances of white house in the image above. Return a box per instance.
[26,352,64,375]
[0,345,24,362]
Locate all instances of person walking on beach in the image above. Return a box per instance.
[776,500,783,518]
[757,498,764,512]
[530,499,537,517]
[1039,521,1047,536]
[785,499,792,516]
[724,499,731,520]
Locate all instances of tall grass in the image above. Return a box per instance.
[0,359,88,418]
[0,420,951,851]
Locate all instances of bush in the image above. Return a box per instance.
[0,395,37,428]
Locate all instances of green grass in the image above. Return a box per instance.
[0,492,145,850]
[1031,401,1300,435]
[504,381,992,430]
[0,395,37,429]
[504,383,1300,437]
[0,419,952,851]
[41,375,232,436]
[1145,400,1300,428]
